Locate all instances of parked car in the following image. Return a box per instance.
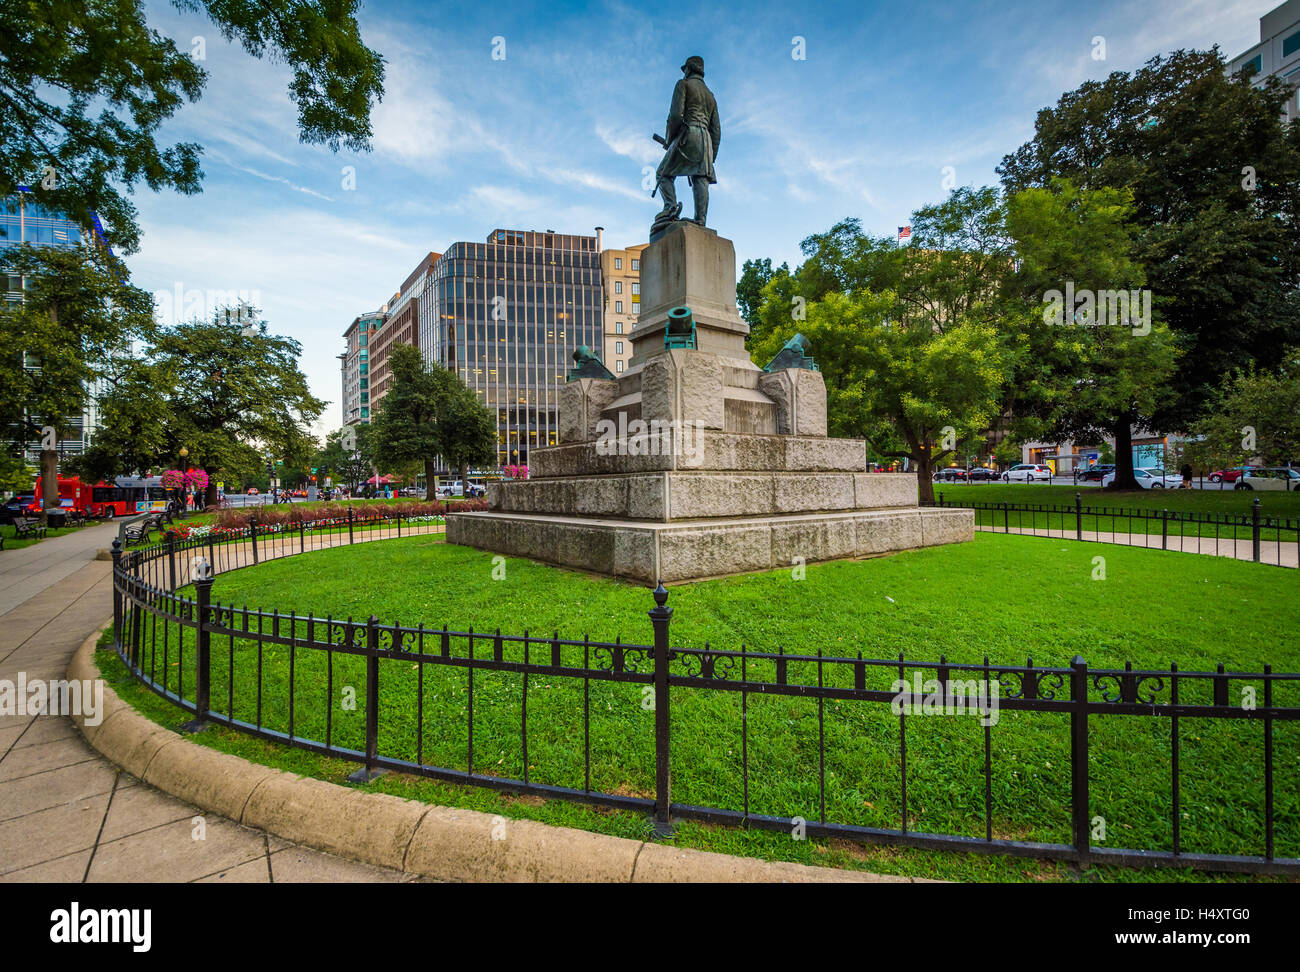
[245,487,259,495]
[1208,468,1246,484]
[438,481,486,498]
[1101,467,1179,489]
[1233,466,1300,491]
[967,467,1000,482]
[1077,463,1115,482]
[932,467,968,482]
[1,494,36,523]
[1003,464,1052,482]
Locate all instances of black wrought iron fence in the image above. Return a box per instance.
[929,492,1300,568]
[109,521,1300,875]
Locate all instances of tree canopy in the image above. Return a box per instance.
[998,47,1300,432]
[370,344,496,499]
[0,242,153,511]
[82,304,324,503]
[0,0,385,253]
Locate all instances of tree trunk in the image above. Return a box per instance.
[204,466,219,508]
[424,458,437,501]
[459,462,469,500]
[40,447,58,524]
[915,452,935,504]
[1109,414,1139,489]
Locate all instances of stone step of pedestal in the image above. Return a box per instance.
[445,507,974,584]
[488,471,918,521]
[529,430,868,477]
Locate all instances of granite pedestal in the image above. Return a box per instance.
[446,222,972,582]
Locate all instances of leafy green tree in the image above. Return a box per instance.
[0,243,153,515]
[737,257,786,330]
[140,306,325,505]
[750,191,1017,502]
[1186,353,1300,469]
[1006,179,1179,489]
[369,345,446,500]
[0,0,385,253]
[70,357,173,483]
[370,344,496,499]
[439,378,498,493]
[314,424,375,491]
[998,48,1300,432]
[769,291,1010,502]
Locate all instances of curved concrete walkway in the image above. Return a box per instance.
[0,521,415,882]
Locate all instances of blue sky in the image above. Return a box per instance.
[127,0,1272,434]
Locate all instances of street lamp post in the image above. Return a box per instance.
[178,446,189,518]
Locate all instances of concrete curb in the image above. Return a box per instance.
[71,623,921,883]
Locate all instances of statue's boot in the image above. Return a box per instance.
[691,178,708,226]
[656,176,678,216]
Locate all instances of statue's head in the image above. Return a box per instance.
[680,55,704,78]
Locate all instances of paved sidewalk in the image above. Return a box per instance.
[975,523,1299,567]
[0,523,415,882]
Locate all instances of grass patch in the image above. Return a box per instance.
[102,533,1300,882]
[935,483,1300,542]
[0,521,90,552]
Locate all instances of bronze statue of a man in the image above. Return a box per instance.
[653,55,720,235]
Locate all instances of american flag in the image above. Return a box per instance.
[897,225,911,240]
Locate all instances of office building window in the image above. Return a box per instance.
[1286,32,1300,58]
[1244,54,1262,73]
[615,301,623,313]
[616,360,624,373]
[615,280,623,294]
[615,321,623,334]
[631,301,639,314]
[631,283,639,295]
[615,341,623,354]
[614,257,622,269]
[631,259,639,270]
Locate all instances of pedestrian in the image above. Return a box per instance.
[1180,463,1192,489]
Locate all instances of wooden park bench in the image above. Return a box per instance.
[12,517,47,541]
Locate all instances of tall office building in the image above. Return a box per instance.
[0,190,101,463]
[600,241,646,376]
[417,228,603,469]
[1231,0,1300,120]
[340,309,385,426]
[370,251,440,413]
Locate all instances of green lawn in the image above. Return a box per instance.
[0,520,89,551]
[935,482,1300,516]
[935,483,1300,543]
[102,532,1300,882]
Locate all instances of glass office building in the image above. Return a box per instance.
[1,191,97,462]
[418,229,603,469]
